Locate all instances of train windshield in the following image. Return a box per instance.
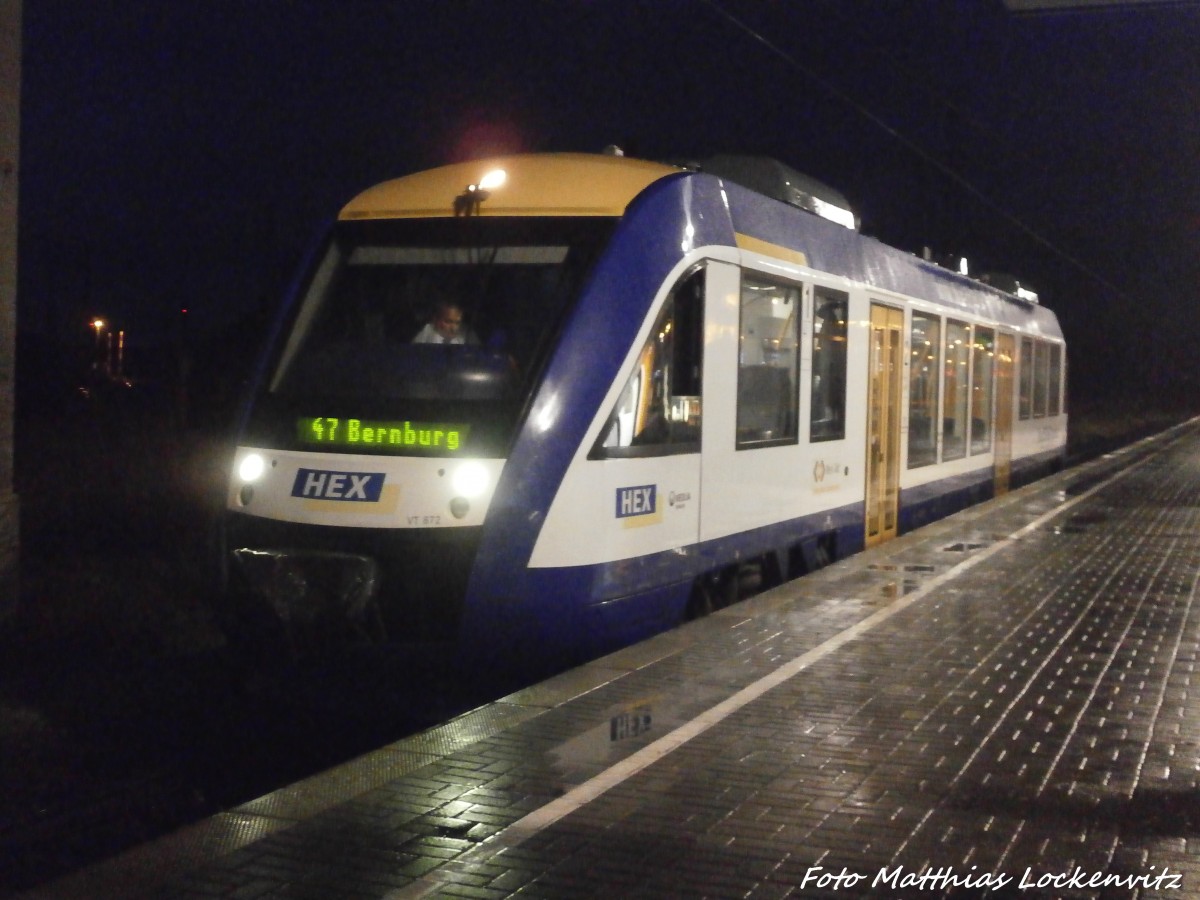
[247,216,614,456]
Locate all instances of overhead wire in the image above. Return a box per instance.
[697,0,1127,298]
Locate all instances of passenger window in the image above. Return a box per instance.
[810,287,849,442]
[942,320,970,461]
[970,327,994,455]
[1018,337,1033,421]
[593,269,704,458]
[907,313,940,468]
[1033,340,1049,418]
[737,275,800,448]
[1048,343,1062,417]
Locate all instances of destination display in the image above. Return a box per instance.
[297,417,469,453]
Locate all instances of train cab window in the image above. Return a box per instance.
[810,287,849,443]
[593,269,705,458]
[737,275,800,449]
[907,313,941,468]
[1019,337,1034,420]
[1033,340,1050,418]
[942,320,971,461]
[268,217,614,409]
[970,327,995,455]
[1048,343,1062,417]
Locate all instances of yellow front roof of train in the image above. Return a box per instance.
[339,153,681,220]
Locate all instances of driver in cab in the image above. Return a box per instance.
[412,301,478,345]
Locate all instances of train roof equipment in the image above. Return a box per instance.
[685,154,859,231]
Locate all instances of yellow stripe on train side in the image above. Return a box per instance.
[735,233,808,267]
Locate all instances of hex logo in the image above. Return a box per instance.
[292,468,385,502]
[615,484,656,518]
[615,484,661,528]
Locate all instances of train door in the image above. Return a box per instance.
[994,333,1015,494]
[864,303,903,547]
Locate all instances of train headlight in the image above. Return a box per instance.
[451,461,490,498]
[477,168,507,191]
[238,453,266,483]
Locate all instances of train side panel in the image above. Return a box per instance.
[493,171,1069,666]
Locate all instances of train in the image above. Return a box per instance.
[218,151,1067,671]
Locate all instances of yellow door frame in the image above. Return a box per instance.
[865,303,904,547]
[994,332,1015,495]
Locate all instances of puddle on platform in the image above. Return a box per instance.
[868,563,939,573]
[878,580,922,600]
[1051,510,1110,535]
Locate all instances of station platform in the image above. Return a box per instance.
[21,419,1200,899]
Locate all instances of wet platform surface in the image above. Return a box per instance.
[21,419,1200,899]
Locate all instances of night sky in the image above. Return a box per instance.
[17,0,1200,396]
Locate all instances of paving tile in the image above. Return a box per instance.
[27,422,1200,899]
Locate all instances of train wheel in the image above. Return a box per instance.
[685,581,714,621]
[686,565,741,620]
[715,565,740,607]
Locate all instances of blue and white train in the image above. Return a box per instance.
[220,152,1067,670]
